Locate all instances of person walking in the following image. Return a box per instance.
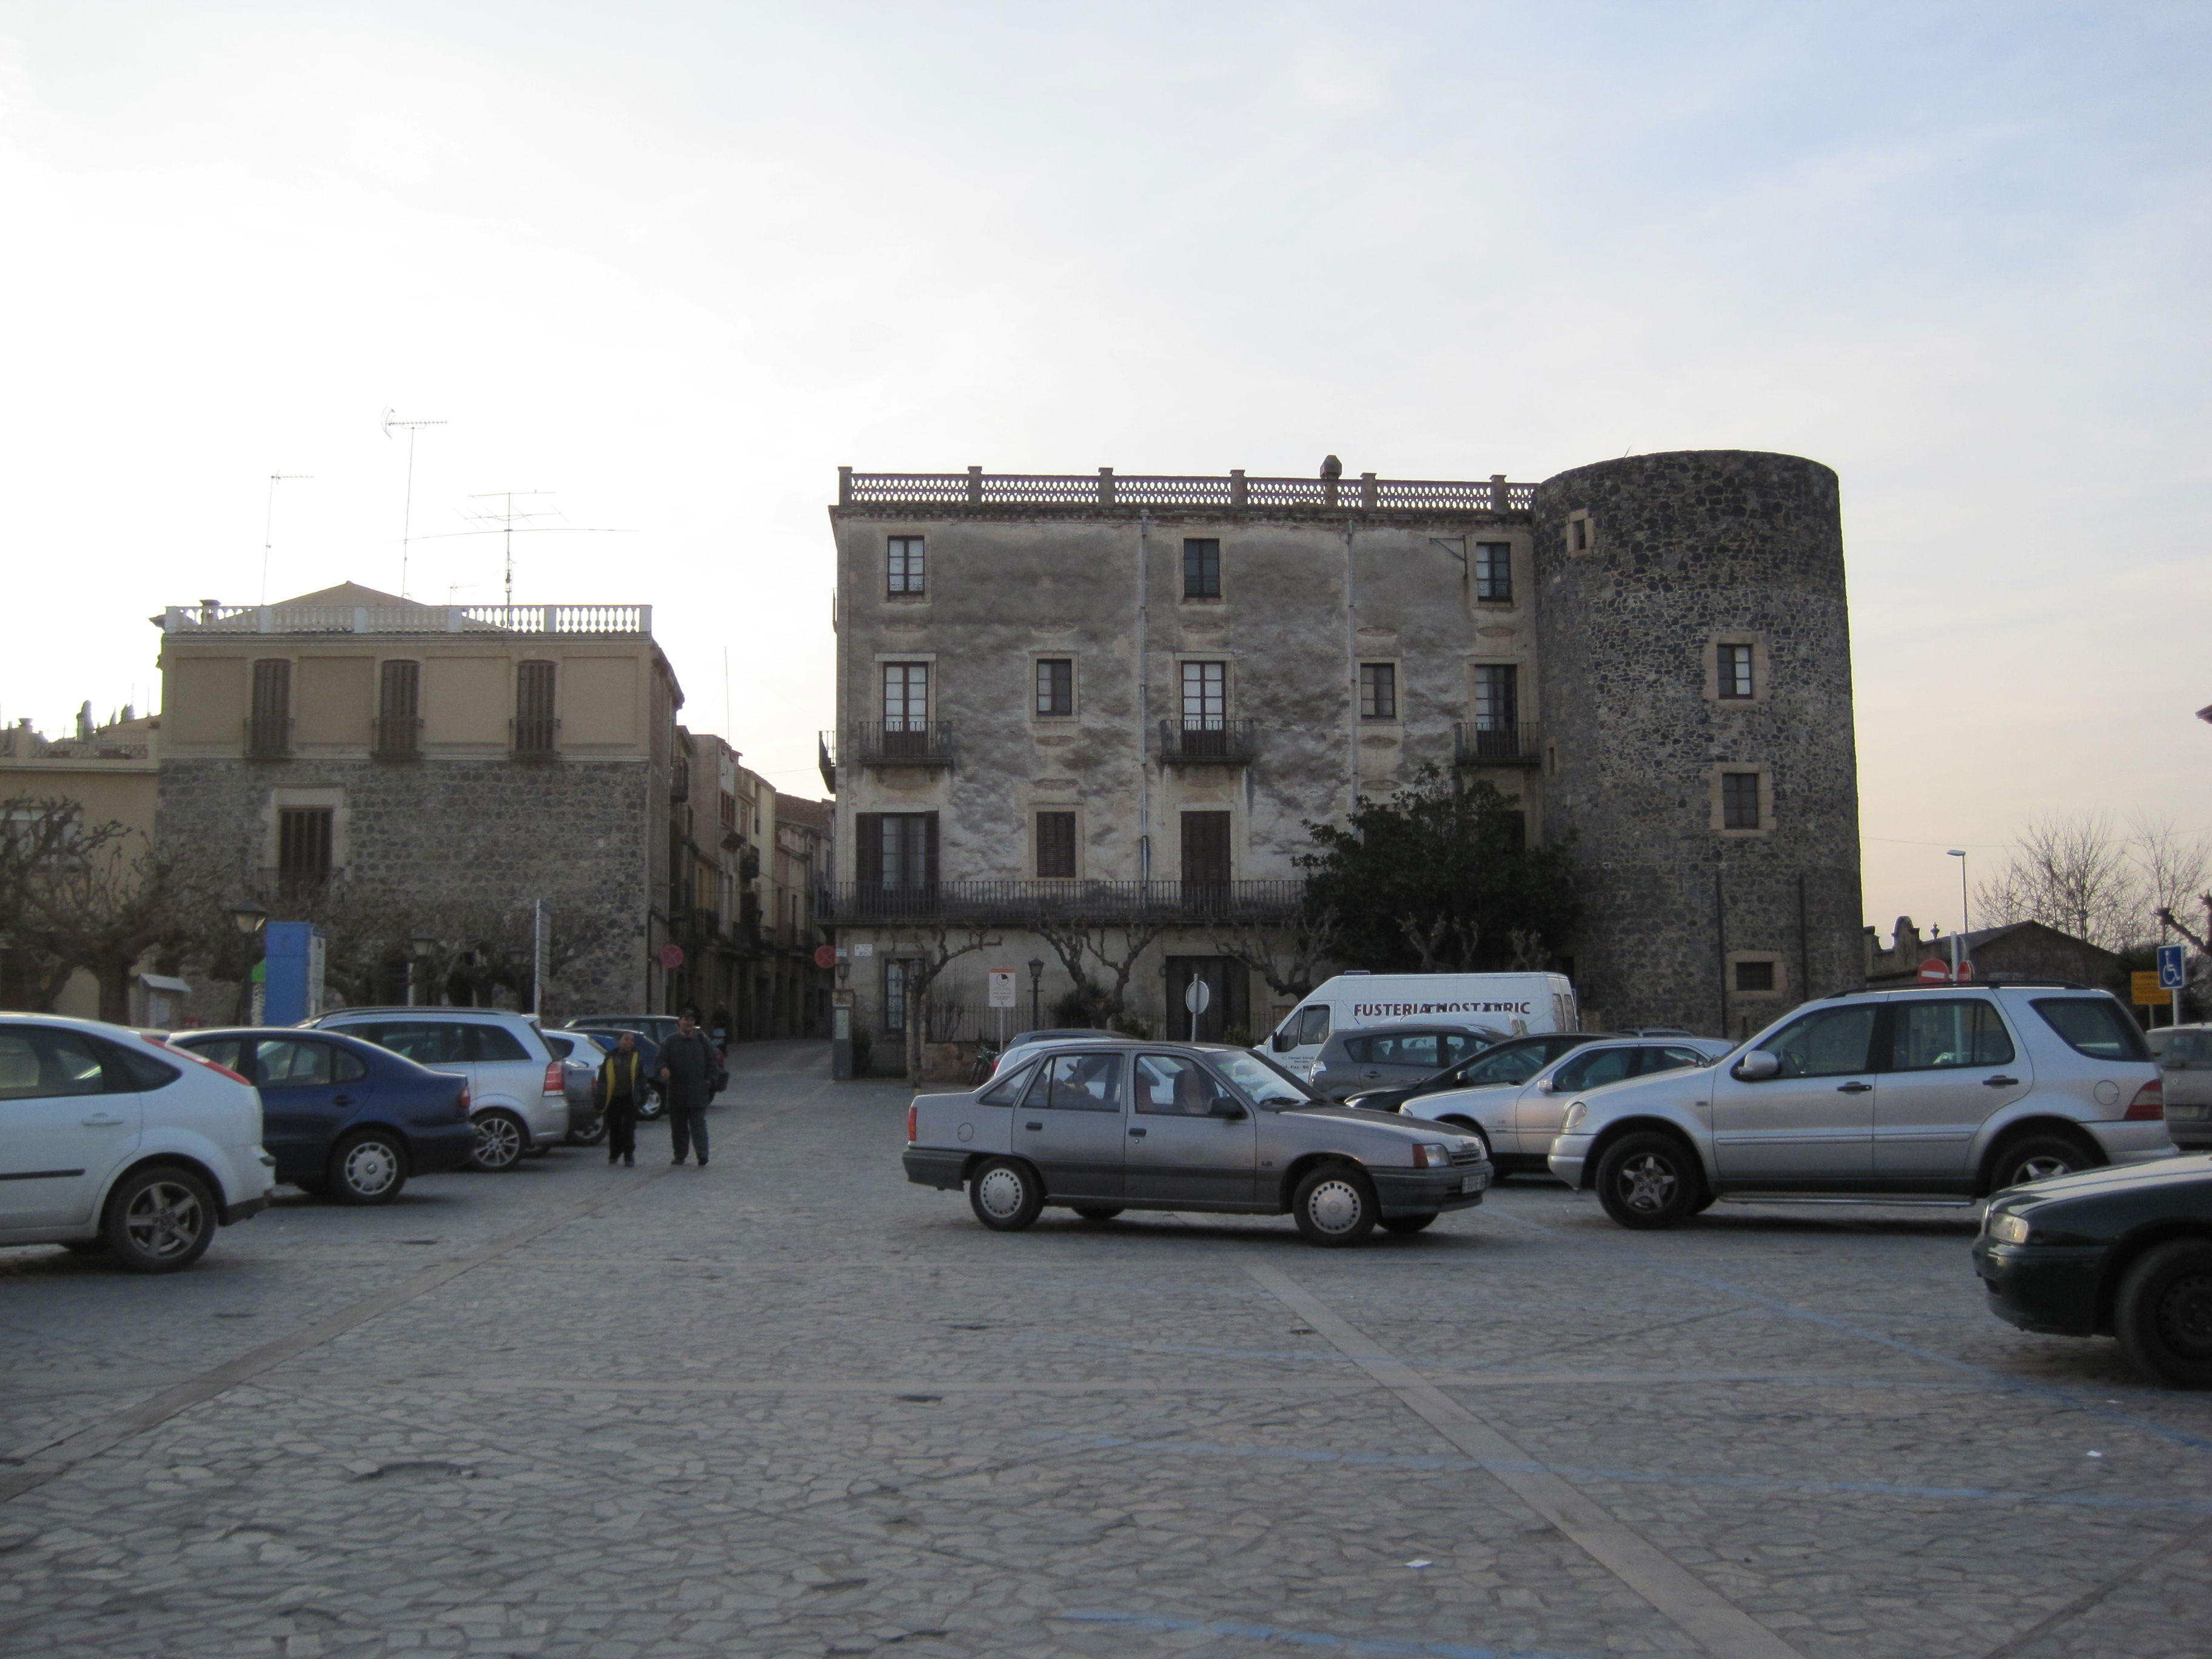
[659,1010,719,1167]
[595,1030,647,1167]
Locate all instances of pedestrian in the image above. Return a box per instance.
[659,1009,719,1167]
[595,1030,647,1167]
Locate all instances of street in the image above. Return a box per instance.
[2,1042,2207,1659]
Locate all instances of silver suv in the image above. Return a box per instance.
[1547,985,2173,1228]
[311,1009,570,1171]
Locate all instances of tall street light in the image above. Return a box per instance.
[1947,850,1971,980]
[1027,956,1044,1031]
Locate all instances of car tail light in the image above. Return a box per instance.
[158,1039,250,1087]
[543,1061,565,1096]
[2125,1078,2165,1120]
[457,1084,472,1120]
[907,1104,917,1144]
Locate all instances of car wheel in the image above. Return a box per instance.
[1380,1213,1438,1235]
[329,1130,407,1206]
[1292,1162,1379,1247]
[635,1085,666,1122]
[1594,1132,1704,1230]
[567,1112,608,1147]
[2114,1239,2212,1389]
[471,1111,528,1172]
[103,1166,217,1273]
[1988,1131,2099,1193]
[1071,1205,1124,1222]
[967,1158,1043,1232]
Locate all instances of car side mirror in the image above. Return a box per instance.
[1209,1098,1248,1120]
[1533,1078,1555,1094]
[1270,1032,1293,1053]
[1733,1051,1781,1082]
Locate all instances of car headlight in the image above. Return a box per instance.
[1560,1101,1586,1133]
[1412,1141,1451,1169]
[1986,1212,2031,1245]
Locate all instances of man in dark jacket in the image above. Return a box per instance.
[659,1011,718,1167]
[595,1030,648,1167]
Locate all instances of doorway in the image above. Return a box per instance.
[1164,956,1249,1044]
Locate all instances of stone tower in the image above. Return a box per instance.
[1532,450,1863,1034]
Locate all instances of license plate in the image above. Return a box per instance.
[1460,1173,1488,1194]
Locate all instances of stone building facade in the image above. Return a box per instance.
[824,453,1863,1044]
[153,583,685,1022]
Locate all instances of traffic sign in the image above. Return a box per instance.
[659,943,685,971]
[2158,943,2187,990]
[988,970,1017,1010]
[1184,979,1212,1014]
[2132,971,2165,1007]
[1917,957,1951,984]
[813,943,837,970]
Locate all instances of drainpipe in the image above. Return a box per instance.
[1344,515,1359,813]
[1137,510,1151,883]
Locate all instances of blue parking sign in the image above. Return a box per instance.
[2157,943,2186,990]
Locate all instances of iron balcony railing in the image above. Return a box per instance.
[512,716,561,758]
[1454,721,1542,767]
[843,720,956,768]
[838,467,1534,514]
[246,714,292,759]
[817,733,837,794]
[1159,719,1256,765]
[372,716,422,759]
[822,878,1306,926]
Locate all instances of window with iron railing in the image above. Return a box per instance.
[515,661,558,754]
[277,806,333,885]
[1473,663,1518,731]
[1036,811,1077,879]
[249,659,292,757]
[375,660,421,757]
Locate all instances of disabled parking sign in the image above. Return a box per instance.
[2158,943,2187,990]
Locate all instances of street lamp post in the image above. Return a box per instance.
[1947,850,1971,981]
[228,902,268,1024]
[1027,956,1044,1031]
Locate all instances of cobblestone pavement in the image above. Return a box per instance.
[3,1041,2208,1659]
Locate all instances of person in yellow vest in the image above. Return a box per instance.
[596,1030,647,1167]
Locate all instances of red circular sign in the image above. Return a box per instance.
[813,943,837,970]
[1917,957,1951,984]
[659,943,686,971]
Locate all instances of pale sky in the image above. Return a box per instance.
[3,2,2206,937]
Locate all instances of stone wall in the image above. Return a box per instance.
[158,757,654,1022]
[1532,451,1864,1035]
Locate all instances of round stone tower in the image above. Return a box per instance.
[1530,450,1863,1036]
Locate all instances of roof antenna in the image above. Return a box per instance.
[261,473,312,603]
[382,411,447,601]
[423,491,629,612]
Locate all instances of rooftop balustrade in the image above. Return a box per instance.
[161,603,652,636]
[837,467,1533,514]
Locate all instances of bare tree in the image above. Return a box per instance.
[880,925,1000,1081]
[1397,913,1481,971]
[1975,814,2140,951]
[1206,907,1339,1004]
[1028,917,1170,1030]
[17,831,200,1023]
[2128,816,2212,945]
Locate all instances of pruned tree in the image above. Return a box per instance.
[1978,814,2212,953]
[16,830,201,1024]
[1205,905,1340,1004]
[1028,917,1170,1030]
[1298,766,1580,974]
[881,924,1001,1081]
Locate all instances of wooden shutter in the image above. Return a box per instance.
[1036,812,1076,879]
[856,815,884,890]
[250,659,291,755]
[1181,812,1231,884]
[923,812,940,886]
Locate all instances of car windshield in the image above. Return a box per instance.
[1212,1050,1321,1107]
[1458,1044,1555,1086]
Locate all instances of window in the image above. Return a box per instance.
[978,1061,1036,1106]
[468,1025,531,1062]
[1036,811,1076,879]
[1024,1052,1125,1112]
[883,959,913,1033]
[1181,811,1231,885]
[376,660,421,756]
[887,535,925,595]
[882,662,929,729]
[358,1022,469,1066]
[515,660,558,754]
[1734,959,1775,993]
[1718,643,1755,700]
[254,1039,333,1088]
[1461,1044,1550,1085]
[1359,663,1397,721]
[0,1027,109,1099]
[719,790,739,831]
[1567,511,1592,554]
[1653,1046,1714,1071]
[1182,538,1221,599]
[1291,1005,1331,1046]
[1892,1000,2016,1071]
[1035,659,1074,718]
[277,807,333,884]
[1474,541,1512,603]
[1473,663,1518,731]
[2033,998,2150,1061]
[1553,1047,1638,1093]
[855,812,937,890]
[1439,1033,1486,1066]
[1181,661,1226,728]
[1372,1034,1440,1069]
[1755,1005,1879,1078]
[1134,1053,1229,1116]
[1721,772,1761,831]
[249,659,292,756]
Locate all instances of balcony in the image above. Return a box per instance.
[670,754,690,802]
[822,878,1306,927]
[511,716,561,760]
[818,733,837,794]
[372,716,422,760]
[1158,719,1255,766]
[1454,722,1541,768]
[246,714,292,760]
[842,720,956,769]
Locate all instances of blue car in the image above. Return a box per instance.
[560,1027,665,1120]
[169,1027,475,1204]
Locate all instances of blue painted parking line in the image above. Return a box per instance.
[1056,1607,1595,1658]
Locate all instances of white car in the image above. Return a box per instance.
[1401,1036,1732,1176]
[311,1008,571,1171]
[0,1014,275,1272]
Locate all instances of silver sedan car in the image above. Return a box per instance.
[1399,1036,1732,1176]
[903,1040,1492,1247]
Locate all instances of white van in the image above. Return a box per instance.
[1261,971,1579,1079]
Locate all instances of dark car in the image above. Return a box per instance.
[1307,1022,1501,1102]
[1342,1031,1616,1114]
[1974,1155,2212,1388]
[561,1027,664,1120]
[169,1027,475,1205]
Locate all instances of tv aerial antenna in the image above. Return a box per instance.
[260,473,312,603]
[381,411,447,600]
[423,489,629,608]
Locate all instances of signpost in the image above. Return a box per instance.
[2159,943,2187,1028]
[1184,976,1212,1041]
[1917,957,1951,985]
[988,969,1017,1050]
[2132,971,2165,1009]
